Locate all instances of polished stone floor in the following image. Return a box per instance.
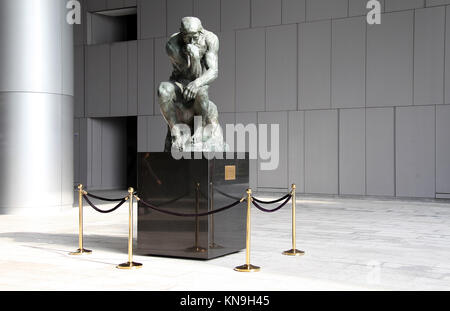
[0,191,449,291]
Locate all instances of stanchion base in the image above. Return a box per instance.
[116,262,143,270]
[282,249,305,256]
[209,242,224,249]
[185,246,208,253]
[69,248,92,255]
[234,264,260,272]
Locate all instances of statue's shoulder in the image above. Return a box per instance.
[203,30,219,51]
[166,33,182,55]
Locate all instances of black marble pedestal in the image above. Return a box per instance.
[137,152,248,259]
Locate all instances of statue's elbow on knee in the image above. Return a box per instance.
[158,82,174,104]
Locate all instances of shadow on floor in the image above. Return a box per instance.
[0,232,129,254]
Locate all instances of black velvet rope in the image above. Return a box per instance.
[137,197,244,217]
[85,192,127,202]
[214,188,242,201]
[251,194,292,213]
[83,194,127,214]
[153,191,190,208]
[252,193,291,204]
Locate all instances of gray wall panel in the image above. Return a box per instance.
[74,118,81,184]
[139,0,166,39]
[332,17,366,109]
[385,0,425,11]
[128,41,138,115]
[306,0,348,21]
[167,0,193,37]
[367,11,414,107]
[236,28,266,112]
[87,0,107,12]
[366,108,395,196]
[299,20,331,110]
[221,0,251,31]
[100,118,127,190]
[251,0,282,28]
[138,39,154,116]
[266,24,297,111]
[110,42,128,116]
[396,106,435,198]
[62,0,74,97]
[74,46,85,118]
[86,44,110,117]
[147,115,168,152]
[257,112,288,189]
[426,0,450,5]
[62,97,74,205]
[74,0,86,46]
[210,31,235,113]
[236,112,258,189]
[193,0,221,33]
[218,113,236,148]
[137,116,148,152]
[282,0,306,24]
[107,0,123,9]
[436,105,450,193]
[79,118,89,186]
[339,109,366,195]
[90,118,103,188]
[154,37,171,115]
[305,110,338,194]
[414,7,445,106]
[123,0,137,6]
[288,111,305,193]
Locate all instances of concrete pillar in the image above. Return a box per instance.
[0,0,74,213]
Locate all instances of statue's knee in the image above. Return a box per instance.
[158,82,175,103]
[195,88,209,103]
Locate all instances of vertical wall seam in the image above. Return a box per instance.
[296,23,299,111]
[302,111,305,193]
[265,27,268,112]
[444,6,447,106]
[126,43,129,116]
[60,5,64,205]
[435,104,437,197]
[347,0,350,17]
[218,0,222,32]
[234,31,237,114]
[413,9,416,106]
[153,39,156,115]
[365,16,368,195]
[337,109,340,195]
[394,107,397,197]
[250,0,253,28]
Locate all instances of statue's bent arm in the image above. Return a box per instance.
[194,32,219,88]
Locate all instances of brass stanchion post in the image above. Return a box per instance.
[209,182,223,249]
[234,188,260,272]
[186,183,207,253]
[69,184,92,255]
[117,187,143,269]
[283,184,305,256]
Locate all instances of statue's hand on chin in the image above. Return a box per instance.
[186,44,200,60]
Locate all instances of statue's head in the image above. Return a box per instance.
[180,17,203,44]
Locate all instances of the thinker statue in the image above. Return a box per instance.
[158,17,227,152]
